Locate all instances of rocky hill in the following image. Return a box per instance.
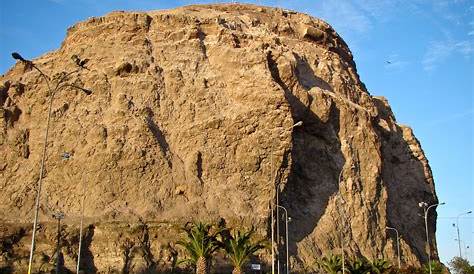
[0,4,439,273]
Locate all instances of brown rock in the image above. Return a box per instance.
[0,4,439,273]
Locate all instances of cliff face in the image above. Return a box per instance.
[0,4,438,273]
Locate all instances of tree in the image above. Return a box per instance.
[222,227,266,274]
[316,254,343,274]
[449,256,474,274]
[422,261,444,274]
[176,222,222,274]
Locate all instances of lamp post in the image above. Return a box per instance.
[271,204,275,274]
[337,169,346,274]
[455,211,472,258]
[12,52,92,274]
[419,201,445,274]
[76,167,102,273]
[76,180,87,274]
[277,205,290,274]
[271,120,302,274]
[52,211,65,274]
[335,155,356,274]
[386,226,401,269]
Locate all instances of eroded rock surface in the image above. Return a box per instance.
[0,4,438,273]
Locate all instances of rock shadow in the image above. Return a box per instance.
[144,111,173,168]
[372,97,439,264]
[266,51,344,267]
[145,115,170,155]
[77,224,98,273]
[294,53,332,92]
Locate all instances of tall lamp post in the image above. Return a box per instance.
[455,211,472,258]
[277,205,290,274]
[76,179,87,274]
[271,120,302,274]
[419,201,445,274]
[336,156,356,274]
[337,169,346,274]
[12,52,92,274]
[77,168,102,273]
[52,211,65,274]
[385,226,401,269]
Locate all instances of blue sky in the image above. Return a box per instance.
[1,0,473,266]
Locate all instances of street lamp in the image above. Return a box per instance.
[292,121,303,128]
[52,211,65,274]
[12,52,92,274]
[271,120,302,274]
[454,210,472,258]
[419,201,445,274]
[386,226,401,269]
[277,205,290,274]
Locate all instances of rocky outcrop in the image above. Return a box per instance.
[0,4,438,273]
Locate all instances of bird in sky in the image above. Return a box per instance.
[386,60,392,64]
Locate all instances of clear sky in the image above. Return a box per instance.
[1,0,473,267]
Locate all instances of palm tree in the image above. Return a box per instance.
[222,227,266,274]
[176,222,221,274]
[316,254,343,274]
[370,258,392,274]
[422,261,444,274]
[347,257,371,274]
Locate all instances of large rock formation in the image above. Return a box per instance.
[0,4,439,273]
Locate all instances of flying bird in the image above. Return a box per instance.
[386,60,392,64]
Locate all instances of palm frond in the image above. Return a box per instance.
[176,222,222,266]
[223,226,267,269]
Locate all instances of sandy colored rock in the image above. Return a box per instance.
[0,4,439,273]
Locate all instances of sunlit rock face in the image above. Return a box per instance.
[0,4,438,273]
